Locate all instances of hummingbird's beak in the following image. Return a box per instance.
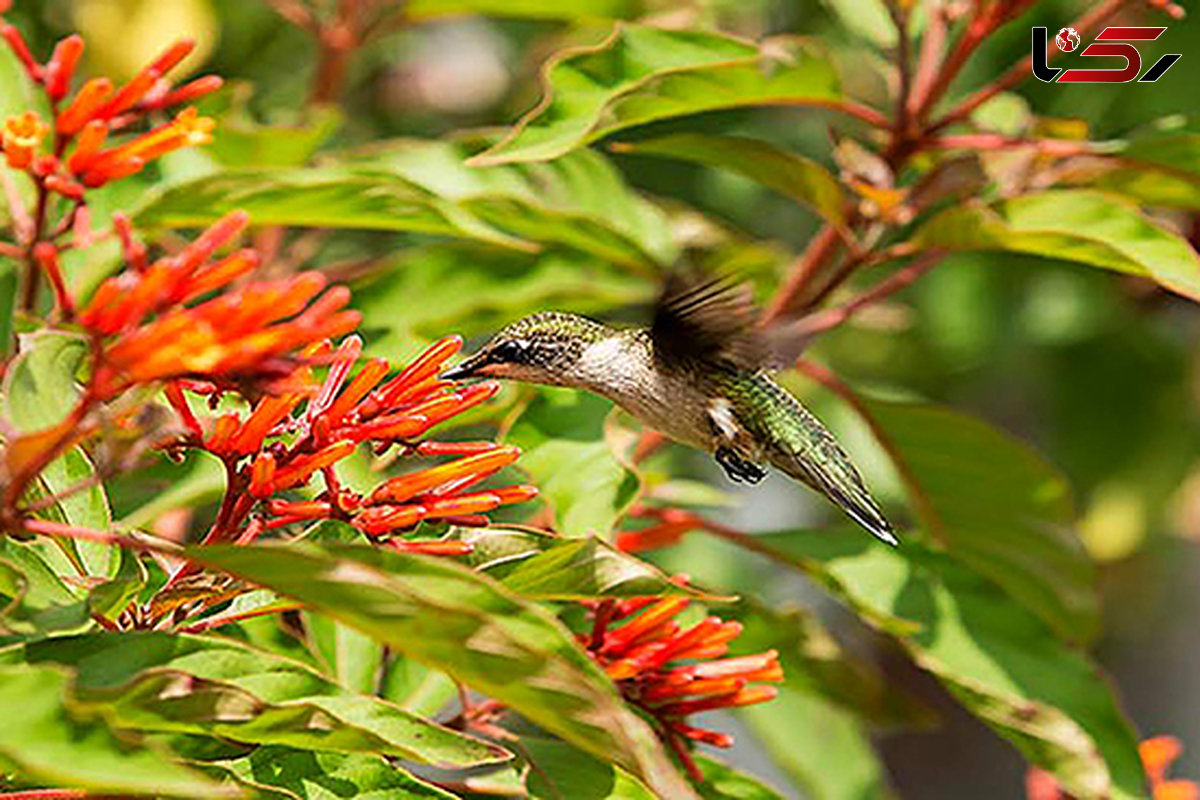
[440,352,488,381]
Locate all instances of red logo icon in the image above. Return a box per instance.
[1056,27,1081,52]
[1032,26,1181,83]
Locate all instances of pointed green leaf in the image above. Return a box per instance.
[0,662,223,796]
[349,139,676,267]
[451,526,719,601]
[5,631,507,768]
[132,167,532,250]
[203,745,458,799]
[860,398,1096,642]
[0,540,91,637]
[912,189,1200,303]
[614,134,846,226]
[471,26,840,166]
[751,532,1145,800]
[184,540,698,799]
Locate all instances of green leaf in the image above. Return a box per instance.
[738,687,892,800]
[819,0,898,47]
[407,0,643,20]
[0,662,223,796]
[185,540,698,799]
[303,612,385,695]
[204,745,458,799]
[207,106,343,168]
[86,546,148,621]
[2,331,87,432]
[0,540,91,637]
[912,189,1200,303]
[0,40,50,231]
[5,631,507,768]
[614,133,847,226]
[523,737,655,799]
[471,26,840,166]
[349,138,676,267]
[451,526,721,600]
[696,756,789,800]
[0,261,16,359]
[3,331,116,575]
[132,167,532,250]
[861,398,1096,642]
[730,599,933,730]
[751,533,1146,800]
[356,244,646,359]
[506,389,640,537]
[1095,128,1200,209]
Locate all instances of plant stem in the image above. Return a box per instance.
[761,223,845,325]
[787,251,944,338]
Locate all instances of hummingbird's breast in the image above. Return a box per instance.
[572,332,723,450]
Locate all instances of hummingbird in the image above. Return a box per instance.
[440,272,897,545]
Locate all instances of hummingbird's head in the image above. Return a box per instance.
[440,312,612,387]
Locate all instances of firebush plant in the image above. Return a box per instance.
[1,0,1199,798]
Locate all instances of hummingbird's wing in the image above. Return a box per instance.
[650,271,769,371]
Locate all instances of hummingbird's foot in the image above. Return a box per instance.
[715,447,767,484]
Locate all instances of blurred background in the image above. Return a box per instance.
[7,0,1200,796]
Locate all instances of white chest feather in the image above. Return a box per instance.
[573,337,731,450]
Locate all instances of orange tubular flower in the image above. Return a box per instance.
[174,332,536,547]
[0,18,222,204]
[583,591,784,780]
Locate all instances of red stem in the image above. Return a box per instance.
[761,224,845,325]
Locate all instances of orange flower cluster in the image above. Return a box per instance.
[171,332,537,551]
[0,18,221,195]
[1027,736,1198,800]
[584,593,783,780]
[72,210,358,398]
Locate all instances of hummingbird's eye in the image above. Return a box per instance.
[491,340,526,364]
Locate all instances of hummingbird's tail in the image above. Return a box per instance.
[753,386,898,546]
[768,445,898,546]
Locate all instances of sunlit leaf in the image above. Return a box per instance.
[132,167,533,250]
[204,744,458,799]
[303,612,385,696]
[859,398,1096,642]
[0,662,223,796]
[750,532,1145,800]
[5,631,507,768]
[913,189,1200,303]
[349,138,676,267]
[471,26,840,166]
[0,540,91,637]
[506,389,640,537]
[207,106,343,168]
[185,540,698,799]
[450,525,720,600]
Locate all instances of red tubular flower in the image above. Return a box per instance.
[582,591,784,779]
